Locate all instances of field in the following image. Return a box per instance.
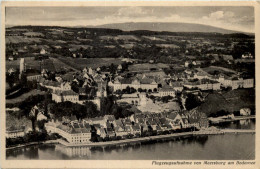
[57,57,123,70]
[68,44,93,50]
[120,44,135,49]
[6,36,42,44]
[23,32,44,37]
[202,66,236,76]
[6,57,57,72]
[156,44,180,49]
[128,63,169,72]
[6,89,47,104]
[142,36,166,41]
[99,35,140,41]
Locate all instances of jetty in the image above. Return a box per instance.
[221,129,255,134]
[210,115,255,124]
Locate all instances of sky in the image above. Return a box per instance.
[6,6,255,33]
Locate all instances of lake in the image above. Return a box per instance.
[6,119,255,160]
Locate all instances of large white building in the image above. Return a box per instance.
[52,90,79,103]
[217,75,254,89]
[45,121,91,144]
[108,77,158,91]
[6,127,25,138]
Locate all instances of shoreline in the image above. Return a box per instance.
[209,115,255,124]
[6,129,255,150]
[6,140,59,150]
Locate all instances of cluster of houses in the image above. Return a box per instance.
[45,110,208,144]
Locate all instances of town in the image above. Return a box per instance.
[5,26,255,147]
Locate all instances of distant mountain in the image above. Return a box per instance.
[92,22,244,34]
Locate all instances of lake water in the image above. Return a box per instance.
[6,119,255,160]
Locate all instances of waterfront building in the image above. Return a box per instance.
[6,126,25,138]
[240,108,251,116]
[166,112,183,129]
[45,121,91,144]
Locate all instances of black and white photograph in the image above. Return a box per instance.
[1,1,258,166]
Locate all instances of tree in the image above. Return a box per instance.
[185,93,202,110]
[138,88,143,93]
[71,81,79,93]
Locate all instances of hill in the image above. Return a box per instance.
[93,22,242,34]
[197,89,255,117]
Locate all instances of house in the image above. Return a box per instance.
[78,87,86,95]
[6,126,25,138]
[62,115,78,124]
[104,115,115,123]
[87,117,106,127]
[114,126,128,137]
[132,125,141,135]
[52,90,79,103]
[198,113,209,128]
[60,82,71,91]
[30,105,44,118]
[242,53,253,59]
[185,61,191,68]
[117,64,122,70]
[240,108,251,116]
[26,69,41,82]
[8,56,14,61]
[40,48,46,55]
[194,71,211,80]
[158,86,175,97]
[106,128,116,138]
[113,119,124,127]
[166,112,183,129]
[37,112,48,121]
[124,126,132,134]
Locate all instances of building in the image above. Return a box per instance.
[184,79,221,91]
[242,53,253,59]
[169,81,183,92]
[45,121,91,144]
[108,77,158,91]
[240,108,251,116]
[185,61,191,68]
[61,82,71,91]
[52,90,79,103]
[96,82,107,97]
[7,68,16,75]
[166,112,183,129]
[6,126,25,138]
[117,93,140,105]
[158,86,176,97]
[26,69,41,82]
[40,48,46,55]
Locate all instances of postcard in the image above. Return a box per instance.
[1,1,259,168]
